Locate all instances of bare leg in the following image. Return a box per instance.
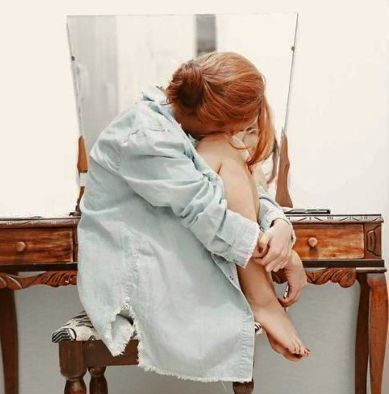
[218,162,310,359]
[236,255,308,358]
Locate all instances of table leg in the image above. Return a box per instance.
[0,288,19,394]
[355,273,369,394]
[367,273,388,394]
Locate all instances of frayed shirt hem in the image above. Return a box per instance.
[137,361,253,383]
[103,297,253,383]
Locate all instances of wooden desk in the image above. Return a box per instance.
[0,214,387,394]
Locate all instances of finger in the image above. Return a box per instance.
[265,254,286,272]
[284,289,302,307]
[257,244,269,259]
[272,263,282,272]
[277,297,289,307]
[257,233,271,257]
[284,284,297,302]
[286,246,293,259]
[273,258,288,272]
[280,297,293,308]
[280,254,290,269]
[265,258,283,272]
[273,256,287,272]
[252,250,274,266]
[260,247,281,267]
[279,258,289,270]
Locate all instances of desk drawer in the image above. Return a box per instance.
[0,228,74,264]
[293,224,364,259]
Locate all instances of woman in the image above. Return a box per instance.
[76,51,308,383]
[166,52,309,359]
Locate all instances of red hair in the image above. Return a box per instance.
[166,51,276,170]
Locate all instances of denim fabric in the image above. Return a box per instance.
[76,85,295,382]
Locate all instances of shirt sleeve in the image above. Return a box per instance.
[257,185,296,246]
[118,128,260,268]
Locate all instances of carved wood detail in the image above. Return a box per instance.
[272,267,357,288]
[0,268,362,290]
[365,223,382,258]
[0,271,77,290]
[287,214,383,224]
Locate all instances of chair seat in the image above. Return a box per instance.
[51,310,139,343]
[52,310,263,343]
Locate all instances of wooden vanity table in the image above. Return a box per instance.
[0,213,387,394]
[8,12,382,393]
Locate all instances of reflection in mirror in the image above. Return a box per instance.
[67,13,297,197]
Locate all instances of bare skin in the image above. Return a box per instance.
[196,133,310,360]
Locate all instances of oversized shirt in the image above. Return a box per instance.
[76,85,296,383]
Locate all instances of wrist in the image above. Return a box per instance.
[272,218,291,228]
[272,218,294,242]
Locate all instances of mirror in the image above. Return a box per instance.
[67,13,297,199]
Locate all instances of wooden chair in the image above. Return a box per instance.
[52,310,257,394]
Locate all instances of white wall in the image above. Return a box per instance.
[0,1,388,393]
[116,15,196,112]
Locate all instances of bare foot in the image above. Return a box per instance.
[266,332,308,362]
[252,298,310,359]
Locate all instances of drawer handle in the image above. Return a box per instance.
[15,241,27,252]
[307,237,318,248]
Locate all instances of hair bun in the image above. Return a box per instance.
[169,60,204,111]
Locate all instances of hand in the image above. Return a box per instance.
[278,250,307,307]
[253,219,293,272]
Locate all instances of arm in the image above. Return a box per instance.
[118,128,261,268]
[195,137,296,274]
[257,184,296,246]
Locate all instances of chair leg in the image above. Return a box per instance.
[88,366,108,394]
[64,375,87,394]
[59,342,87,394]
[232,379,254,394]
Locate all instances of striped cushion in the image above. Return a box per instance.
[51,310,138,343]
[51,310,263,343]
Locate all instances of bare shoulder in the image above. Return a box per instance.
[195,134,241,173]
[196,134,244,160]
[196,134,247,172]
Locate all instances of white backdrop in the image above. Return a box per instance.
[0,1,388,393]
[67,13,297,183]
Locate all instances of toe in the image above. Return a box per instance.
[284,347,303,362]
[274,343,302,362]
[293,339,300,353]
[295,338,307,356]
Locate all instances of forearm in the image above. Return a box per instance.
[257,185,296,245]
[119,127,260,267]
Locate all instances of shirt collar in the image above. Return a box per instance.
[140,84,200,146]
[141,85,168,104]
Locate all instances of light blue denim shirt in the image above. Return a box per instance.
[76,85,295,383]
